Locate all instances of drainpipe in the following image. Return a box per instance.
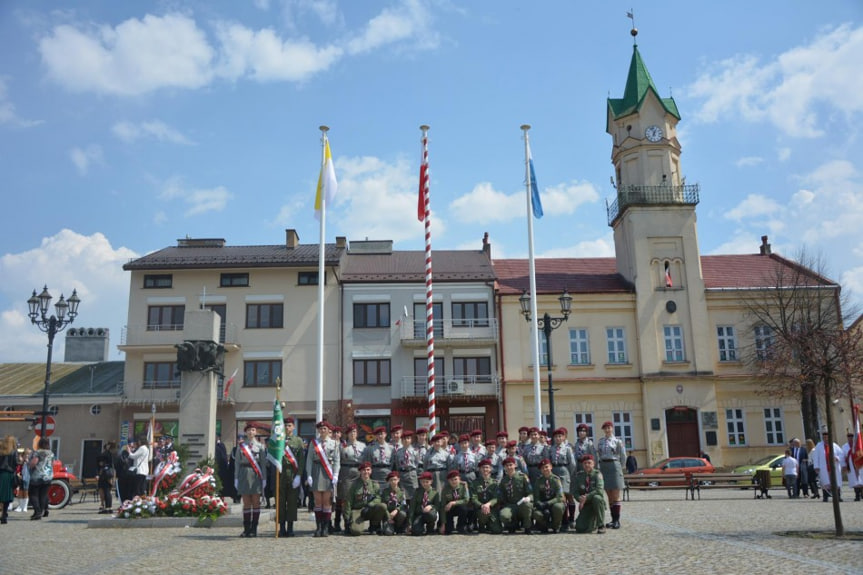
[494,283,508,434]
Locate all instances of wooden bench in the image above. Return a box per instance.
[690,472,770,499]
[623,473,695,501]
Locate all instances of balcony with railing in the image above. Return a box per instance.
[606,183,700,225]
[400,374,500,399]
[120,323,240,348]
[399,318,498,348]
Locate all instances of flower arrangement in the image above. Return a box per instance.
[116,465,228,523]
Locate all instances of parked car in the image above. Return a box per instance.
[732,454,784,486]
[635,457,715,485]
[48,459,79,509]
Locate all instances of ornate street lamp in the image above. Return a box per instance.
[520,289,572,432]
[27,286,80,438]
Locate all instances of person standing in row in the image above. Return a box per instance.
[363,426,395,492]
[277,416,305,537]
[423,433,451,493]
[395,430,419,503]
[235,423,266,537]
[335,423,365,533]
[306,421,340,537]
[548,428,576,530]
[522,427,547,484]
[27,438,53,520]
[781,449,799,498]
[573,423,596,474]
[413,428,429,471]
[597,420,626,529]
[0,436,17,524]
[452,434,479,486]
[789,437,809,498]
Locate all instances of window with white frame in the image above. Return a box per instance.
[754,325,773,360]
[606,327,627,364]
[716,326,737,362]
[537,328,549,366]
[763,408,784,445]
[573,412,594,439]
[569,328,590,365]
[725,408,747,446]
[612,411,634,450]
[663,325,685,362]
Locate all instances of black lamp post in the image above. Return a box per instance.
[27,286,80,438]
[519,289,572,433]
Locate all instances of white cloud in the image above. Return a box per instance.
[39,13,215,96]
[346,0,437,55]
[539,236,615,259]
[0,229,137,362]
[723,194,782,222]
[686,23,863,138]
[0,76,42,127]
[213,22,343,82]
[158,176,233,216]
[69,144,104,175]
[735,156,764,168]
[112,120,194,145]
[449,179,599,224]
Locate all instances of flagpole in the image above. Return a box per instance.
[316,126,328,425]
[148,402,156,493]
[419,125,436,435]
[274,385,280,538]
[522,124,543,429]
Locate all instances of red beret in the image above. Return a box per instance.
[416,427,428,435]
[458,434,470,443]
[391,425,403,433]
[447,470,460,480]
[440,430,450,437]
[283,416,295,424]
[580,454,595,463]
[332,426,342,433]
[419,471,433,481]
[430,433,443,442]
[374,426,387,435]
[496,431,509,438]
[485,440,496,447]
[506,440,517,448]
[386,471,400,481]
[554,427,567,436]
[576,424,589,432]
[358,461,372,470]
[316,420,328,429]
[539,458,551,467]
[478,459,492,467]
[503,457,516,466]
[243,422,257,431]
[470,429,482,437]
[528,427,540,434]
[345,424,357,432]
[602,421,613,429]
[518,426,529,433]
[402,430,414,437]
[539,430,548,437]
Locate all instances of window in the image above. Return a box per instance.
[353,359,391,386]
[451,301,489,327]
[413,302,443,339]
[220,273,249,287]
[143,362,180,389]
[244,360,282,387]
[354,302,390,328]
[663,325,685,362]
[453,356,492,383]
[147,305,184,331]
[764,408,784,445]
[298,271,324,285]
[725,408,747,446]
[569,328,590,365]
[538,328,549,365]
[573,412,594,439]
[606,327,627,364]
[246,303,283,328]
[754,326,773,360]
[717,326,737,362]
[143,274,172,288]
[612,411,634,450]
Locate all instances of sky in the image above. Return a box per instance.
[1,1,862,363]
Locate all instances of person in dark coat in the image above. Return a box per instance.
[215,434,233,499]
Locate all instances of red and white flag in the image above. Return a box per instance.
[665,266,673,288]
[222,368,239,400]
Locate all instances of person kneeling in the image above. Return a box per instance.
[571,455,607,534]
[344,462,387,536]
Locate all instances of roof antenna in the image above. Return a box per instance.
[627,9,637,45]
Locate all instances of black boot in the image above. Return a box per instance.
[250,516,259,537]
[278,521,288,537]
[1,502,8,524]
[286,521,295,537]
[321,516,330,537]
[313,519,322,538]
[332,510,342,533]
[855,487,862,502]
[241,517,251,537]
[822,489,830,502]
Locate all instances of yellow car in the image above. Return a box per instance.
[732,455,785,486]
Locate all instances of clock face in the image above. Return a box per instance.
[645,125,663,142]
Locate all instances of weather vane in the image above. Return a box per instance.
[627,9,637,44]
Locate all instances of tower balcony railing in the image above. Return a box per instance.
[400,375,500,399]
[606,183,700,225]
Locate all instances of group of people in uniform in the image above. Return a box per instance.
[233,417,628,537]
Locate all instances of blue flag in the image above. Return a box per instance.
[529,153,543,219]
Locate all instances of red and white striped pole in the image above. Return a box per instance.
[419,124,436,435]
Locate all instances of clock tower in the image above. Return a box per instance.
[606,31,712,376]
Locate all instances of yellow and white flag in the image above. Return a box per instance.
[314,138,338,219]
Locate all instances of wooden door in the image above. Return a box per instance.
[665,408,699,457]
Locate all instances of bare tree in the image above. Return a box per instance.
[742,248,863,536]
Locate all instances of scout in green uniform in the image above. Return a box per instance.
[343,462,387,536]
[498,456,534,534]
[531,458,566,533]
[470,459,502,534]
[571,454,607,534]
[408,471,440,535]
[439,469,470,534]
[380,470,408,535]
[277,416,305,537]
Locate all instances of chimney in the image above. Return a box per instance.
[336,236,347,249]
[759,235,771,255]
[286,229,300,249]
[482,232,491,258]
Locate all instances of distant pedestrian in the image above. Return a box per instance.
[625,453,638,474]
[27,438,53,520]
[96,442,117,513]
[780,449,799,498]
[0,435,18,524]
